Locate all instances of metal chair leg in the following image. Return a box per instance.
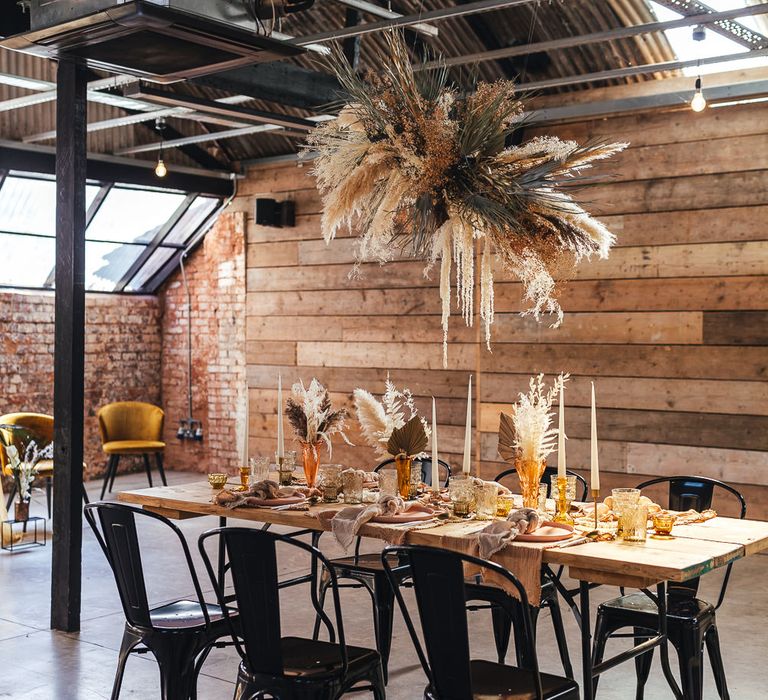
[143,454,154,488]
[111,626,141,700]
[372,572,396,684]
[45,476,52,519]
[590,612,612,697]
[109,454,121,493]
[705,625,730,700]
[547,593,575,679]
[156,452,167,486]
[633,627,654,700]
[677,629,705,700]
[490,603,513,664]
[100,455,114,500]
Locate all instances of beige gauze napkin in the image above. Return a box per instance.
[317,495,439,549]
[477,508,540,558]
[213,479,316,509]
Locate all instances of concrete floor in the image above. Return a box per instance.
[1,469,766,699]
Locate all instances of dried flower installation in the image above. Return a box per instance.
[306,32,628,366]
[286,378,352,456]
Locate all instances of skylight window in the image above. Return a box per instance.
[648,1,768,75]
[0,172,223,293]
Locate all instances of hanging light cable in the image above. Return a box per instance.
[691,25,707,113]
[154,117,168,177]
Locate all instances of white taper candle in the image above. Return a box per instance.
[590,381,599,491]
[557,381,566,478]
[277,374,285,459]
[431,397,439,492]
[462,375,472,475]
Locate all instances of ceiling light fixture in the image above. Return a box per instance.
[154,117,168,178]
[691,25,707,113]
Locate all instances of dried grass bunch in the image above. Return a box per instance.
[498,373,569,464]
[353,377,430,457]
[286,378,352,456]
[306,32,627,366]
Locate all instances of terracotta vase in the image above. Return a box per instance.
[14,497,30,523]
[301,441,321,488]
[514,457,546,509]
[394,454,412,500]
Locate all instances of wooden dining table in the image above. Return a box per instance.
[118,480,768,700]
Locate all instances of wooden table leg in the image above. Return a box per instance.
[579,580,593,700]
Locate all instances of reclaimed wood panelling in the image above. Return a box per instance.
[242,100,768,515]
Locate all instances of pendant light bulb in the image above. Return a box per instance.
[154,116,168,177]
[155,158,167,178]
[691,77,706,112]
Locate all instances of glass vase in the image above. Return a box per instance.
[514,457,546,509]
[300,441,321,488]
[394,454,412,499]
[14,497,30,522]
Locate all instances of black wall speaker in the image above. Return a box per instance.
[255,198,295,227]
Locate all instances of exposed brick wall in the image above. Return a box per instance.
[158,211,247,473]
[0,291,162,479]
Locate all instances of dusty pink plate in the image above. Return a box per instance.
[372,510,438,524]
[516,521,574,542]
[249,495,306,507]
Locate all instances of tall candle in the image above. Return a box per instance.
[277,374,285,459]
[431,397,439,492]
[243,385,249,466]
[557,381,566,478]
[462,375,472,474]
[590,381,599,492]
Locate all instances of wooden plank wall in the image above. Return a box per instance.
[239,100,768,516]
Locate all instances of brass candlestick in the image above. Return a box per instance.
[591,488,600,530]
[553,475,574,525]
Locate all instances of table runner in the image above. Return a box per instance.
[312,509,555,606]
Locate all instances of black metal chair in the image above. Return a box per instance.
[462,467,582,677]
[312,457,451,682]
[382,544,580,699]
[591,476,746,700]
[199,526,385,700]
[84,502,236,700]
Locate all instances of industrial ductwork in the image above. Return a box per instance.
[1,0,308,83]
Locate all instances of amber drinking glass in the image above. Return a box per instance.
[620,504,649,542]
[342,469,364,504]
[475,482,498,520]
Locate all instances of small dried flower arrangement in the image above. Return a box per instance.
[0,426,53,501]
[353,377,430,458]
[306,32,627,366]
[285,378,352,456]
[498,373,569,464]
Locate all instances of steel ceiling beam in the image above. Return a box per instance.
[332,0,438,37]
[516,46,768,91]
[418,3,768,70]
[114,116,334,155]
[290,0,543,45]
[654,0,768,49]
[124,83,317,131]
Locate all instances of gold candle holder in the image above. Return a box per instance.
[553,475,574,525]
[235,466,250,491]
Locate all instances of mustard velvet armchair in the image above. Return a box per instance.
[98,402,167,500]
[0,412,89,516]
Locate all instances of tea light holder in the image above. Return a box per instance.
[277,456,293,486]
[553,475,574,525]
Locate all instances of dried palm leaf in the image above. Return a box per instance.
[387,415,428,458]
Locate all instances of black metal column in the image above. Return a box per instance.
[51,60,87,632]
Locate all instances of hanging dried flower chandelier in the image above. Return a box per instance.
[305,33,628,366]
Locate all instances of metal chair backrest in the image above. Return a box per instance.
[375,457,452,487]
[494,466,589,502]
[84,502,209,630]
[382,545,544,700]
[635,475,746,607]
[199,527,349,678]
